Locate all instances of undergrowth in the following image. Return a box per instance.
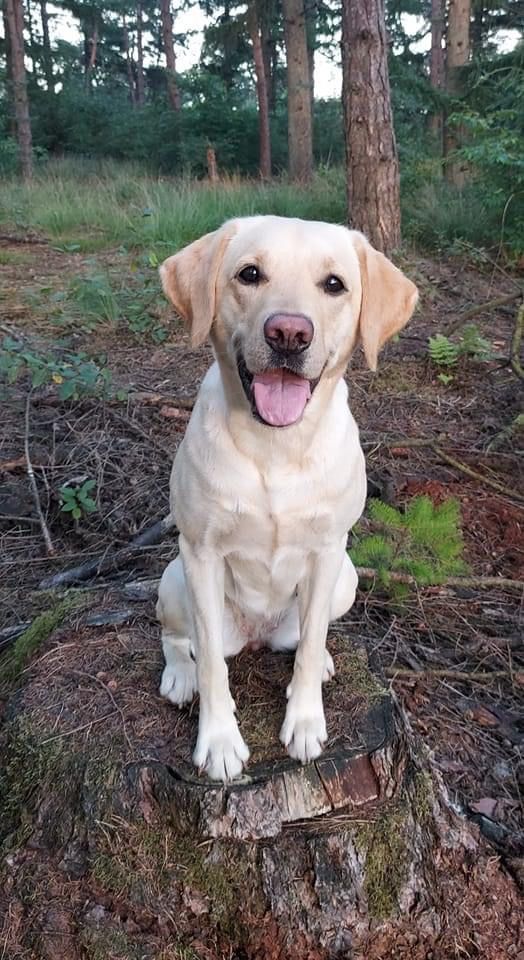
[350,495,468,595]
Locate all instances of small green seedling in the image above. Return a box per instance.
[59,479,97,520]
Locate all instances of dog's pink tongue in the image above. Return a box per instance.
[252,369,311,426]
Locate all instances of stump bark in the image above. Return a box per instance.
[0,618,521,960]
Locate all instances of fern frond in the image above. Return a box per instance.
[367,498,404,530]
[428,334,459,367]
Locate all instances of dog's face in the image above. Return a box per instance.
[161,216,418,428]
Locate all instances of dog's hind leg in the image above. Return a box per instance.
[156,556,197,706]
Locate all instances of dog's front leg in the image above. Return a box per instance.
[280,548,344,763]
[180,535,249,781]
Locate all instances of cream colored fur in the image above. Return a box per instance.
[156,215,418,782]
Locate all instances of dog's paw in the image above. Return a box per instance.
[193,718,250,782]
[160,658,197,706]
[322,650,335,683]
[280,699,327,763]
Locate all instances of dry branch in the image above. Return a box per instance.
[443,290,523,336]
[24,392,55,556]
[386,666,514,683]
[364,436,523,502]
[38,514,176,589]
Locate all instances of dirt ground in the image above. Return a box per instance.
[0,234,523,957]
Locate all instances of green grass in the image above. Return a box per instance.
[0,158,347,253]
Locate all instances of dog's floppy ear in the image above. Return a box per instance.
[353,233,418,371]
[160,222,236,347]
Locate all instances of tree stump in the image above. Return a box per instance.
[0,616,521,960]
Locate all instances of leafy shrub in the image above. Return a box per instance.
[0,337,113,400]
[59,479,97,521]
[350,496,468,592]
[428,324,492,378]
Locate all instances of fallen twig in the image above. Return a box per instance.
[38,514,176,590]
[443,291,523,337]
[24,392,55,556]
[432,443,524,502]
[356,568,523,593]
[0,232,48,245]
[363,436,524,502]
[120,566,524,602]
[386,666,514,684]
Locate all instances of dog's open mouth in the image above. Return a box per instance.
[237,355,319,427]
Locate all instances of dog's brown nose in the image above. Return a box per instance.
[264,313,314,354]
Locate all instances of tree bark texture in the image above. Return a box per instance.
[85,20,98,88]
[122,16,137,105]
[160,0,181,111]
[444,0,471,187]
[260,0,277,114]
[248,2,272,179]
[341,0,401,254]
[39,0,53,92]
[2,2,15,136]
[304,0,316,112]
[4,0,33,180]
[0,618,521,960]
[428,0,445,151]
[136,0,146,105]
[282,0,313,182]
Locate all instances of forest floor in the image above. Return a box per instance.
[0,227,523,957]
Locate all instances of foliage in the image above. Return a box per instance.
[428,324,492,382]
[428,334,459,368]
[0,160,346,253]
[350,496,468,593]
[69,272,120,326]
[0,337,113,400]
[59,479,97,521]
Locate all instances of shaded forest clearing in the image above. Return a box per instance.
[0,225,523,958]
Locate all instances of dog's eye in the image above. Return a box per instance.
[238,265,262,285]
[323,275,346,295]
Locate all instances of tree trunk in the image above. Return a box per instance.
[444,0,471,187]
[160,0,181,111]
[25,0,38,79]
[260,5,277,114]
[428,0,445,152]
[122,16,137,105]
[2,2,15,137]
[39,0,53,92]
[4,0,33,180]
[136,0,146,105]
[282,0,313,182]
[85,20,98,89]
[207,146,218,181]
[305,0,316,111]
[248,2,272,179]
[0,620,521,959]
[341,0,401,254]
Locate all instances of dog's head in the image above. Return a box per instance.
[160,216,418,428]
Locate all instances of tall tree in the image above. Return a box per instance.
[4,0,33,179]
[122,13,137,104]
[247,1,272,177]
[135,0,145,104]
[160,0,181,110]
[282,0,313,182]
[444,0,471,186]
[39,0,54,91]
[341,0,401,253]
[429,0,445,150]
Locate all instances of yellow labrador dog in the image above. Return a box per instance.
[156,216,418,782]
